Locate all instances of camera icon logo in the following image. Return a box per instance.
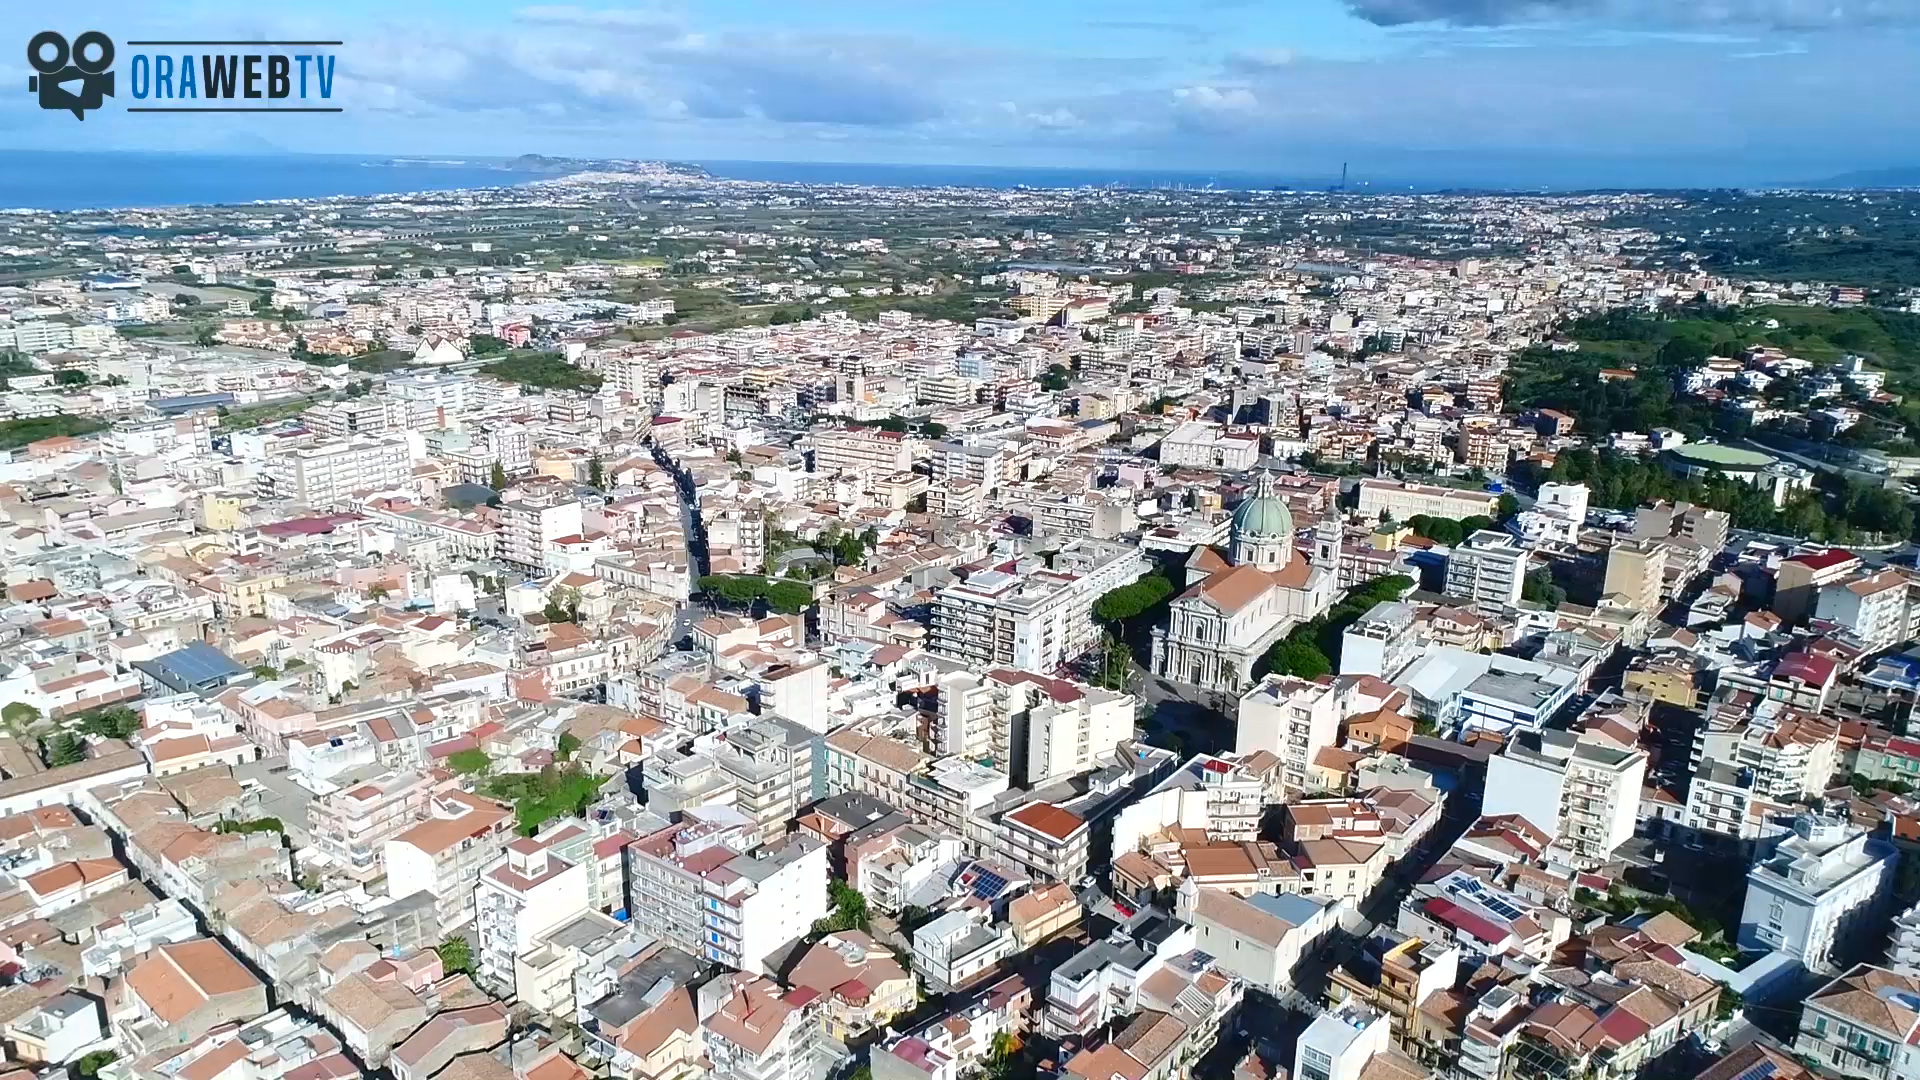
[27,30,114,120]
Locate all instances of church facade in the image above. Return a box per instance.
[1150,472,1339,694]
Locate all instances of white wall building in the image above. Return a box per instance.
[1740,807,1896,974]
[1237,675,1342,797]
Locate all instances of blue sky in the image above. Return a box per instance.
[4,0,1920,186]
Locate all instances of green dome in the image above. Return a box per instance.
[1232,472,1294,540]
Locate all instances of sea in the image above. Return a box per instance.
[690,159,1349,191]
[0,151,566,212]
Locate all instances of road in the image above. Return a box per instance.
[649,439,707,644]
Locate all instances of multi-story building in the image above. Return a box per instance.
[1444,530,1528,606]
[708,717,822,845]
[1816,569,1920,651]
[1326,934,1460,1053]
[911,910,1017,994]
[308,769,438,883]
[625,808,828,975]
[931,543,1148,675]
[1181,887,1338,995]
[1484,729,1647,870]
[701,971,838,1080]
[1339,601,1418,680]
[1601,535,1668,614]
[1741,807,1896,973]
[1774,547,1863,624]
[1026,687,1134,785]
[1356,479,1498,523]
[1159,421,1261,471]
[474,834,589,996]
[498,488,585,571]
[1237,675,1341,797]
[813,428,914,478]
[289,436,413,509]
[384,790,516,932]
[1795,964,1920,1080]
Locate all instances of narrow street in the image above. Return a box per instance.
[649,439,708,644]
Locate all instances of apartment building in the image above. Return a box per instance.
[1339,601,1419,680]
[1445,530,1528,606]
[384,790,516,932]
[1691,705,1839,804]
[701,971,837,1080]
[1112,753,1269,854]
[498,489,585,571]
[1236,675,1341,796]
[1602,536,1668,614]
[931,545,1148,675]
[813,428,914,477]
[289,436,413,509]
[912,910,1017,994]
[1326,934,1461,1053]
[934,670,997,762]
[1742,808,1895,974]
[1026,686,1134,785]
[1795,964,1920,1080]
[1774,547,1863,624]
[625,809,829,975]
[1182,887,1339,995]
[984,801,1092,885]
[308,768,438,883]
[474,834,589,996]
[1484,729,1647,870]
[712,716,822,845]
[1816,569,1920,651]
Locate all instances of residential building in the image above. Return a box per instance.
[498,488,585,571]
[626,809,829,975]
[1774,548,1862,624]
[1326,934,1461,1053]
[1817,569,1920,651]
[1483,729,1647,869]
[1026,686,1134,785]
[475,834,590,996]
[288,436,413,509]
[1795,964,1920,1080]
[932,543,1148,675]
[1236,675,1342,796]
[1602,536,1667,615]
[1445,530,1528,606]
[112,938,269,1054]
[813,428,913,477]
[1180,886,1338,994]
[1357,480,1498,523]
[1741,807,1896,973]
[384,790,516,932]
[913,910,1016,994]
[308,769,437,883]
[788,931,917,1040]
[1159,421,1261,471]
[701,971,839,1080]
[1339,601,1419,681]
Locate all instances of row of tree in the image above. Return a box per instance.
[1259,574,1416,681]
[698,574,814,615]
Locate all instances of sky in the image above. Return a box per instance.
[3,0,1920,187]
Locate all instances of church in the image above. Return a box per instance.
[1150,471,1340,694]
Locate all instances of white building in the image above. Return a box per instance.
[498,490,585,571]
[912,910,1017,994]
[1339,601,1419,681]
[474,834,590,996]
[1237,675,1342,797]
[1444,530,1528,606]
[1296,1002,1392,1080]
[1815,569,1920,652]
[288,436,413,509]
[1511,482,1588,547]
[1483,729,1646,870]
[1026,687,1134,785]
[626,810,830,975]
[1159,421,1261,472]
[1180,885,1339,995]
[1740,807,1896,974]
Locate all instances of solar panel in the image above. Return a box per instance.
[1729,1062,1778,1080]
[973,871,1007,899]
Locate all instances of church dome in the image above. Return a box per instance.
[1231,471,1293,541]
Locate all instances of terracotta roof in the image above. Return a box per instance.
[1005,802,1084,842]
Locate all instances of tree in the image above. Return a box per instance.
[74,1051,117,1079]
[489,461,508,491]
[557,733,582,761]
[448,748,492,776]
[587,455,605,490]
[251,664,279,679]
[75,705,140,740]
[436,936,476,975]
[43,732,84,767]
[1,702,39,730]
[814,879,870,936]
[1522,567,1566,609]
[367,582,390,602]
[1266,638,1332,680]
[193,324,218,347]
[1093,575,1175,624]
[544,585,583,624]
[1497,492,1521,521]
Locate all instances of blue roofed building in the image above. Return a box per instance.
[132,642,247,698]
[1179,884,1339,994]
